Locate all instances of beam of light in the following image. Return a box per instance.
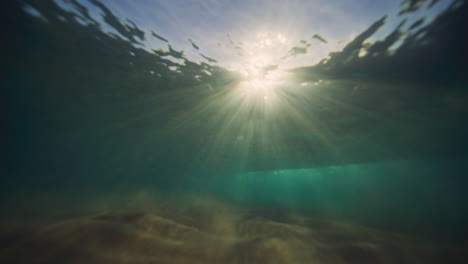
[145,29,349,172]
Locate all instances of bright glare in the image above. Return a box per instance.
[232,32,291,100]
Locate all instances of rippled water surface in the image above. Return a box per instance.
[2,0,468,263]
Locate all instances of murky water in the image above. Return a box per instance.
[2,0,468,263]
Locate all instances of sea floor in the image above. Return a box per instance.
[0,191,465,264]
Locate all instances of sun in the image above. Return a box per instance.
[231,32,291,98]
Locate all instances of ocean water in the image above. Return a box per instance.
[2,0,468,263]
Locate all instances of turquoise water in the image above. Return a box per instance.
[183,159,468,239]
[2,0,468,262]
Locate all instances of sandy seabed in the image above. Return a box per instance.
[0,191,465,264]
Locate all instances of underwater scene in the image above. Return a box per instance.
[2,0,468,263]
